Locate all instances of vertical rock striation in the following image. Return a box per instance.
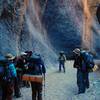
[0,0,100,59]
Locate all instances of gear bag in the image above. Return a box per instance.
[3,62,17,82]
[28,56,43,75]
[81,51,95,72]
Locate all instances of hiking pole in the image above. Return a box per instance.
[43,74,46,100]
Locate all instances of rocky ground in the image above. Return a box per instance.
[13,61,100,100]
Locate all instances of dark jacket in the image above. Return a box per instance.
[15,56,26,73]
[73,54,89,72]
[73,55,82,69]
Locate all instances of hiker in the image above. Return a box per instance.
[24,51,33,87]
[13,52,27,98]
[58,51,66,73]
[73,48,94,94]
[13,56,22,98]
[2,53,17,100]
[27,53,46,100]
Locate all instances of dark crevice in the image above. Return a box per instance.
[96,4,100,24]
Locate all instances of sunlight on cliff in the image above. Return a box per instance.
[82,0,93,50]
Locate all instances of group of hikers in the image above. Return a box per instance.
[0,48,97,100]
[0,51,46,100]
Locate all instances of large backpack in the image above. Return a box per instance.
[81,51,95,72]
[27,54,45,75]
[3,62,17,82]
[28,58,42,75]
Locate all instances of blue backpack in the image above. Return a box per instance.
[2,62,17,82]
[81,51,95,72]
[28,54,46,75]
[0,61,17,82]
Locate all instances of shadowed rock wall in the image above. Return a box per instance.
[0,0,100,59]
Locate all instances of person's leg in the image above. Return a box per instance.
[77,70,85,94]
[0,88,2,100]
[31,82,37,100]
[84,72,89,89]
[2,81,7,100]
[37,83,42,100]
[59,62,61,72]
[14,77,21,98]
[26,81,30,88]
[62,62,65,73]
[6,81,14,100]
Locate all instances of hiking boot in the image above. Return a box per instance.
[15,95,22,98]
[26,85,30,88]
[14,93,22,98]
[86,86,89,89]
[78,91,85,94]
[59,70,61,72]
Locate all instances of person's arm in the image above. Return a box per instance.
[73,60,78,68]
[9,63,17,78]
[41,64,46,88]
[64,55,66,61]
[42,64,46,74]
[58,56,60,61]
[40,59,46,74]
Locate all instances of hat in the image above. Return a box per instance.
[73,48,80,55]
[5,53,15,60]
[25,51,33,55]
[20,52,27,56]
[60,51,64,54]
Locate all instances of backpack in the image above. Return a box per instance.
[28,54,45,75]
[28,58,42,75]
[3,62,17,82]
[59,55,66,62]
[81,51,95,72]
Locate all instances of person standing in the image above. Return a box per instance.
[13,52,28,98]
[58,51,66,73]
[2,53,17,100]
[27,53,46,100]
[73,48,91,94]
